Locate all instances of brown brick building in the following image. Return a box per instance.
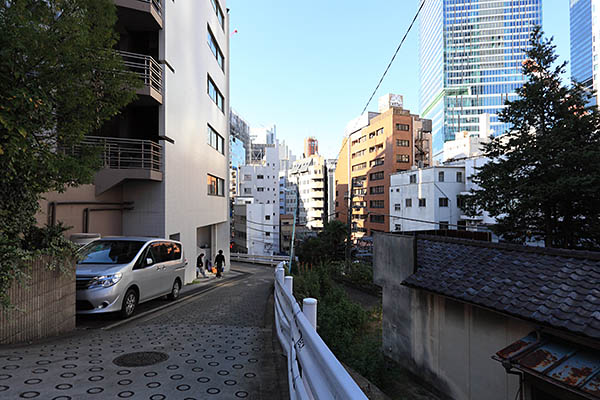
[334,94,431,237]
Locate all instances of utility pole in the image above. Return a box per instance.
[345,177,354,269]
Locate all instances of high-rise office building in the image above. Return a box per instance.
[570,0,597,106]
[419,0,542,160]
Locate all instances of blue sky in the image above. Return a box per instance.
[228,1,571,159]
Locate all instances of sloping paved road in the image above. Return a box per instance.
[0,263,288,399]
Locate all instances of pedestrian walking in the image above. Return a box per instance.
[196,253,206,279]
[215,250,226,278]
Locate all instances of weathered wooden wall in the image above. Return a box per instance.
[0,257,75,344]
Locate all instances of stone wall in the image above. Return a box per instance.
[1,257,75,344]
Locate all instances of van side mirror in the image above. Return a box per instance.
[146,258,154,266]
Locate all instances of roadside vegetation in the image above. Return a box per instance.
[0,0,139,308]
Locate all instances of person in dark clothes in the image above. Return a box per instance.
[214,250,226,278]
[196,253,206,278]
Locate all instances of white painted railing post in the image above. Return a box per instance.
[303,298,317,330]
[275,265,285,285]
[284,276,293,294]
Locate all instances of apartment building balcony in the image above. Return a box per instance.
[115,0,163,30]
[118,50,163,105]
[66,136,163,195]
[309,200,325,209]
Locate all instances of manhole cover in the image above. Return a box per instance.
[113,352,169,367]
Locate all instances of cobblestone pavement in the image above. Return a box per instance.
[0,263,286,399]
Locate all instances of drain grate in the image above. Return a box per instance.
[113,352,168,367]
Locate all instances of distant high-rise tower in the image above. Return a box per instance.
[304,137,318,157]
[419,0,542,160]
[570,0,597,106]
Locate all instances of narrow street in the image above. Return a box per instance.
[0,263,288,399]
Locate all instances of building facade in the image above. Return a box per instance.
[335,94,432,237]
[570,0,598,106]
[236,145,280,254]
[325,159,337,224]
[230,108,251,163]
[37,0,230,283]
[419,0,542,159]
[232,197,278,256]
[303,137,318,158]
[288,155,327,230]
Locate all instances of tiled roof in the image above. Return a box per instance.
[402,236,600,340]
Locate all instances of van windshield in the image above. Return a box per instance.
[78,240,145,265]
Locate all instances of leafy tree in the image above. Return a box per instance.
[464,27,600,249]
[296,220,348,265]
[0,0,139,307]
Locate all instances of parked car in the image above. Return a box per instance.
[70,233,101,247]
[76,237,187,318]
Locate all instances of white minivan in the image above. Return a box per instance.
[76,237,187,318]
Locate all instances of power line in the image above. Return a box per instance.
[360,0,426,115]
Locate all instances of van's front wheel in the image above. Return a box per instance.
[168,279,181,301]
[121,288,138,318]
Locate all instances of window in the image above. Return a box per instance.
[439,197,449,207]
[394,224,402,231]
[370,157,384,167]
[207,25,224,69]
[352,162,367,171]
[409,174,417,184]
[207,75,224,111]
[405,198,412,207]
[207,174,224,196]
[456,171,464,182]
[210,0,224,28]
[439,221,449,230]
[244,188,251,194]
[369,214,385,223]
[265,232,270,237]
[244,174,251,181]
[265,215,270,220]
[397,154,410,163]
[396,123,410,131]
[418,198,426,207]
[370,186,385,195]
[376,128,384,136]
[396,139,410,147]
[257,187,264,192]
[257,174,264,179]
[370,171,384,181]
[438,171,445,182]
[394,203,401,211]
[370,200,384,208]
[207,124,224,154]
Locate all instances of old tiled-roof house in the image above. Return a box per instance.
[374,233,600,400]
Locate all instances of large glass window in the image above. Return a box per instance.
[207,25,224,70]
[207,124,224,154]
[210,0,224,28]
[207,75,224,112]
[207,174,224,196]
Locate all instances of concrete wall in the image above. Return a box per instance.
[162,0,230,282]
[373,232,535,400]
[1,257,75,345]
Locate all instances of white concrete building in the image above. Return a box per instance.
[389,157,494,233]
[442,114,491,162]
[237,145,280,254]
[232,197,277,256]
[288,155,327,230]
[325,159,337,223]
[38,0,231,283]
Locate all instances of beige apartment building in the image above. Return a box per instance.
[335,94,432,237]
[37,0,231,283]
[287,153,328,230]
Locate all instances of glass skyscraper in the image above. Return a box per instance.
[419,0,542,160]
[570,0,597,106]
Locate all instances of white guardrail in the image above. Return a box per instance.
[230,253,288,266]
[274,262,368,400]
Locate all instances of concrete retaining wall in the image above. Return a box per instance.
[373,232,535,400]
[1,257,75,345]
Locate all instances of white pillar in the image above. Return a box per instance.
[284,276,293,294]
[303,298,317,330]
[275,265,284,284]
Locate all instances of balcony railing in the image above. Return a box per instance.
[118,50,163,95]
[69,136,162,172]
